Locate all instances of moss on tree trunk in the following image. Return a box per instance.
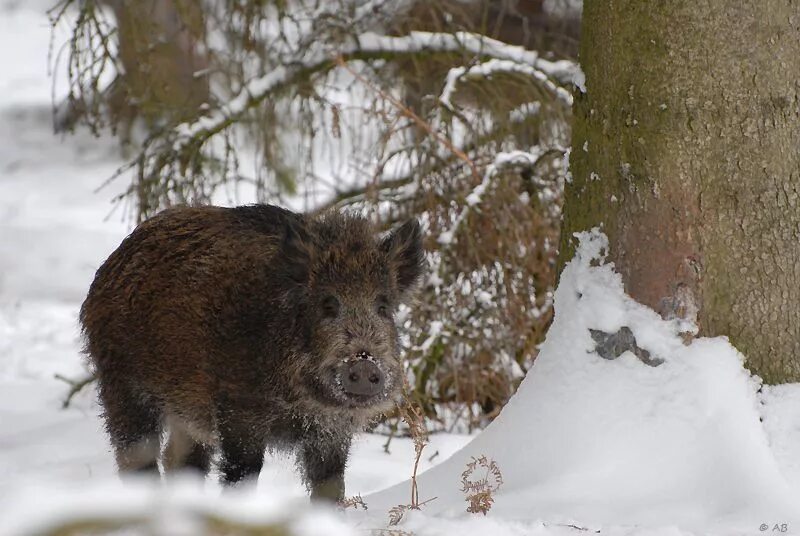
[559,0,800,383]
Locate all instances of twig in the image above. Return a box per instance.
[382,424,396,454]
[54,373,96,409]
[542,522,601,533]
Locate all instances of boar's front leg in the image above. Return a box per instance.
[297,433,351,501]
[217,411,266,485]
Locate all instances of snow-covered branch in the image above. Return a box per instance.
[437,148,562,246]
[354,31,576,82]
[440,59,574,111]
[170,31,578,151]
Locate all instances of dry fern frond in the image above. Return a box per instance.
[466,490,494,514]
[338,494,368,510]
[387,496,438,527]
[460,455,503,515]
[387,504,410,526]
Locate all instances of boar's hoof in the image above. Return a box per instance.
[340,359,384,397]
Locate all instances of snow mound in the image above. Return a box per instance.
[359,229,799,532]
[762,384,800,499]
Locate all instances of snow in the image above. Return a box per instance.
[0,5,472,532]
[356,31,577,83]
[2,476,357,536]
[0,7,55,106]
[418,320,444,354]
[509,101,542,122]
[572,65,587,93]
[2,3,800,536]
[762,385,800,498]
[350,230,800,534]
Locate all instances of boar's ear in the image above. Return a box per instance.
[282,219,314,284]
[380,219,425,298]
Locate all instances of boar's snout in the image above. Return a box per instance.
[338,353,385,397]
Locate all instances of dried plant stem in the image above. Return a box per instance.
[382,424,396,454]
[387,389,438,526]
[398,390,429,507]
[410,445,422,505]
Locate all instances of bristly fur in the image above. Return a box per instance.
[80,204,424,500]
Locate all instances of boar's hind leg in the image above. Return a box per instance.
[182,443,214,474]
[297,434,351,502]
[98,380,162,474]
[162,417,214,476]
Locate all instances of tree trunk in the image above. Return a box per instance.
[559,0,800,383]
[108,0,209,133]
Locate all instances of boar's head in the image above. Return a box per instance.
[282,214,424,415]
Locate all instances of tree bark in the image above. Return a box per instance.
[108,0,209,132]
[559,0,800,383]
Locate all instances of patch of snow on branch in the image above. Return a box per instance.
[509,101,542,123]
[572,65,586,93]
[356,32,576,81]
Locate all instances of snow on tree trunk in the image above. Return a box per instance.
[560,0,800,383]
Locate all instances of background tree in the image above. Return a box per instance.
[560,0,800,383]
[53,0,209,145]
[51,0,581,430]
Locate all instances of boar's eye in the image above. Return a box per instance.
[321,295,340,318]
[376,295,391,318]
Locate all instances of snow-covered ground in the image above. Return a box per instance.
[0,0,470,523]
[0,4,471,533]
[1,4,799,536]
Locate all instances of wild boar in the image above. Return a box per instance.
[79,204,424,500]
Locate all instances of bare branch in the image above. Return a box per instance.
[54,373,96,409]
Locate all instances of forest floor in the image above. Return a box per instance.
[1,3,799,536]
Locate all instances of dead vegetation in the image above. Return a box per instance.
[461,455,504,515]
[339,494,369,511]
[386,391,438,526]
